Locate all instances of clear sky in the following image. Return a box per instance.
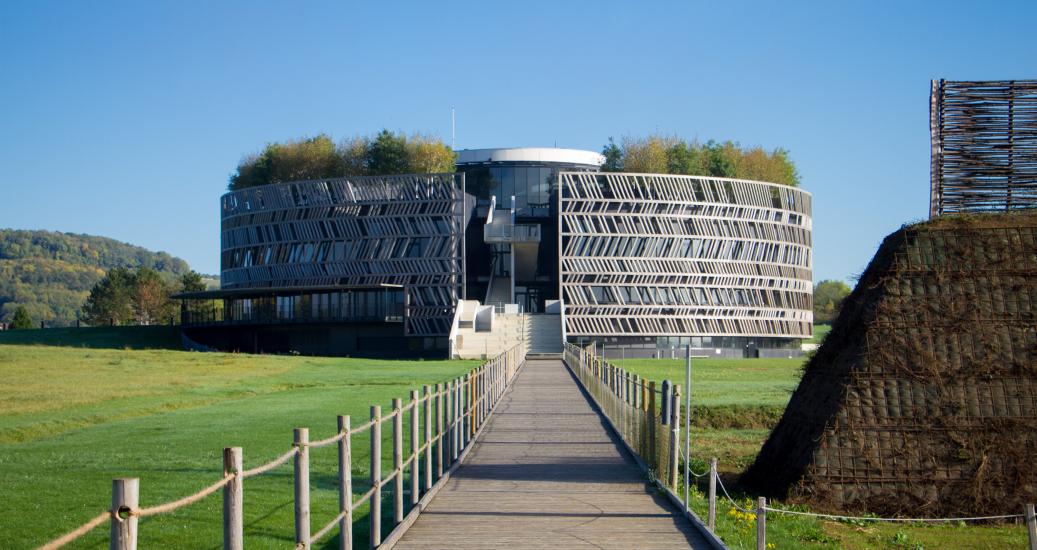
[1,1,1034,281]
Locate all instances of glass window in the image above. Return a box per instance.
[490,167,502,205]
[538,167,552,206]
[514,167,528,212]
[500,167,514,208]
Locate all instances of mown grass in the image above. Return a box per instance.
[617,357,1027,549]
[0,344,478,549]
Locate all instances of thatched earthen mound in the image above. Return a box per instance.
[742,211,1037,517]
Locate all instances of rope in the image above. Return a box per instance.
[676,445,709,477]
[242,447,299,478]
[309,431,345,449]
[136,474,235,517]
[715,475,754,514]
[310,510,348,545]
[35,511,109,550]
[762,506,1025,523]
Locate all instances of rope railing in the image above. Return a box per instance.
[34,341,526,550]
[562,342,1037,550]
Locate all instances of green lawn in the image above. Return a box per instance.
[615,356,1026,549]
[0,344,478,549]
[809,323,832,345]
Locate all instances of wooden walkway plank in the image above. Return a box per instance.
[392,358,713,549]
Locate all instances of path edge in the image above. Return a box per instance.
[561,357,729,550]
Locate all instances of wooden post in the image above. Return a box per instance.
[1026,503,1037,550]
[409,392,419,505]
[392,399,403,525]
[222,447,243,550]
[370,407,381,549]
[648,381,658,467]
[708,457,717,532]
[338,416,353,550]
[294,428,310,549]
[446,381,456,462]
[110,478,138,550]
[423,386,432,491]
[669,385,681,489]
[632,374,640,409]
[436,383,444,479]
[454,378,462,456]
[756,497,766,550]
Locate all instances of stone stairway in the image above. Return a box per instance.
[453,313,563,359]
[525,314,562,354]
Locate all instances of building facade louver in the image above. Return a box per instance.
[179,147,812,358]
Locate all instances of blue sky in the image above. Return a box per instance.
[1,1,1034,281]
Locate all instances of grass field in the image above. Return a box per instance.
[615,357,1026,549]
[2,329,1024,549]
[0,344,478,549]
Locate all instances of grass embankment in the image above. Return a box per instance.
[0,345,478,549]
[0,325,181,349]
[615,357,1026,549]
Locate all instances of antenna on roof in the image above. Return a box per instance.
[451,107,456,150]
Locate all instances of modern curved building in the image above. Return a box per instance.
[178,147,812,358]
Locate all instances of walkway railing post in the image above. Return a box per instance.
[294,428,310,549]
[423,385,433,492]
[648,381,658,468]
[756,497,767,550]
[458,377,466,454]
[222,447,243,550]
[445,381,454,464]
[110,478,139,550]
[669,385,681,489]
[392,399,404,526]
[1026,503,1037,550]
[370,407,381,549]
[708,457,717,532]
[409,392,419,506]
[436,383,444,479]
[338,416,353,550]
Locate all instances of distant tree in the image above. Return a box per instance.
[405,133,457,173]
[705,140,738,178]
[11,305,32,329]
[813,280,852,324]
[621,135,672,173]
[180,271,207,293]
[229,130,455,190]
[366,129,410,175]
[132,268,174,325]
[665,141,704,175]
[339,136,370,176]
[82,267,135,325]
[229,134,345,190]
[600,135,799,186]
[601,137,623,172]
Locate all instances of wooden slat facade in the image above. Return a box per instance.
[930,79,1037,217]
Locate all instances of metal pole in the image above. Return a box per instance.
[684,345,692,513]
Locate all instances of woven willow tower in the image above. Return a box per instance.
[743,211,1037,516]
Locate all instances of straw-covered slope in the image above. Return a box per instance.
[742,210,1037,516]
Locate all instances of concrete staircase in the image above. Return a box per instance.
[525,314,562,354]
[453,313,562,359]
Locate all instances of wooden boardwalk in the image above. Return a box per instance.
[393,358,713,549]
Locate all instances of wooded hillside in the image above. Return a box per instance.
[0,229,194,326]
